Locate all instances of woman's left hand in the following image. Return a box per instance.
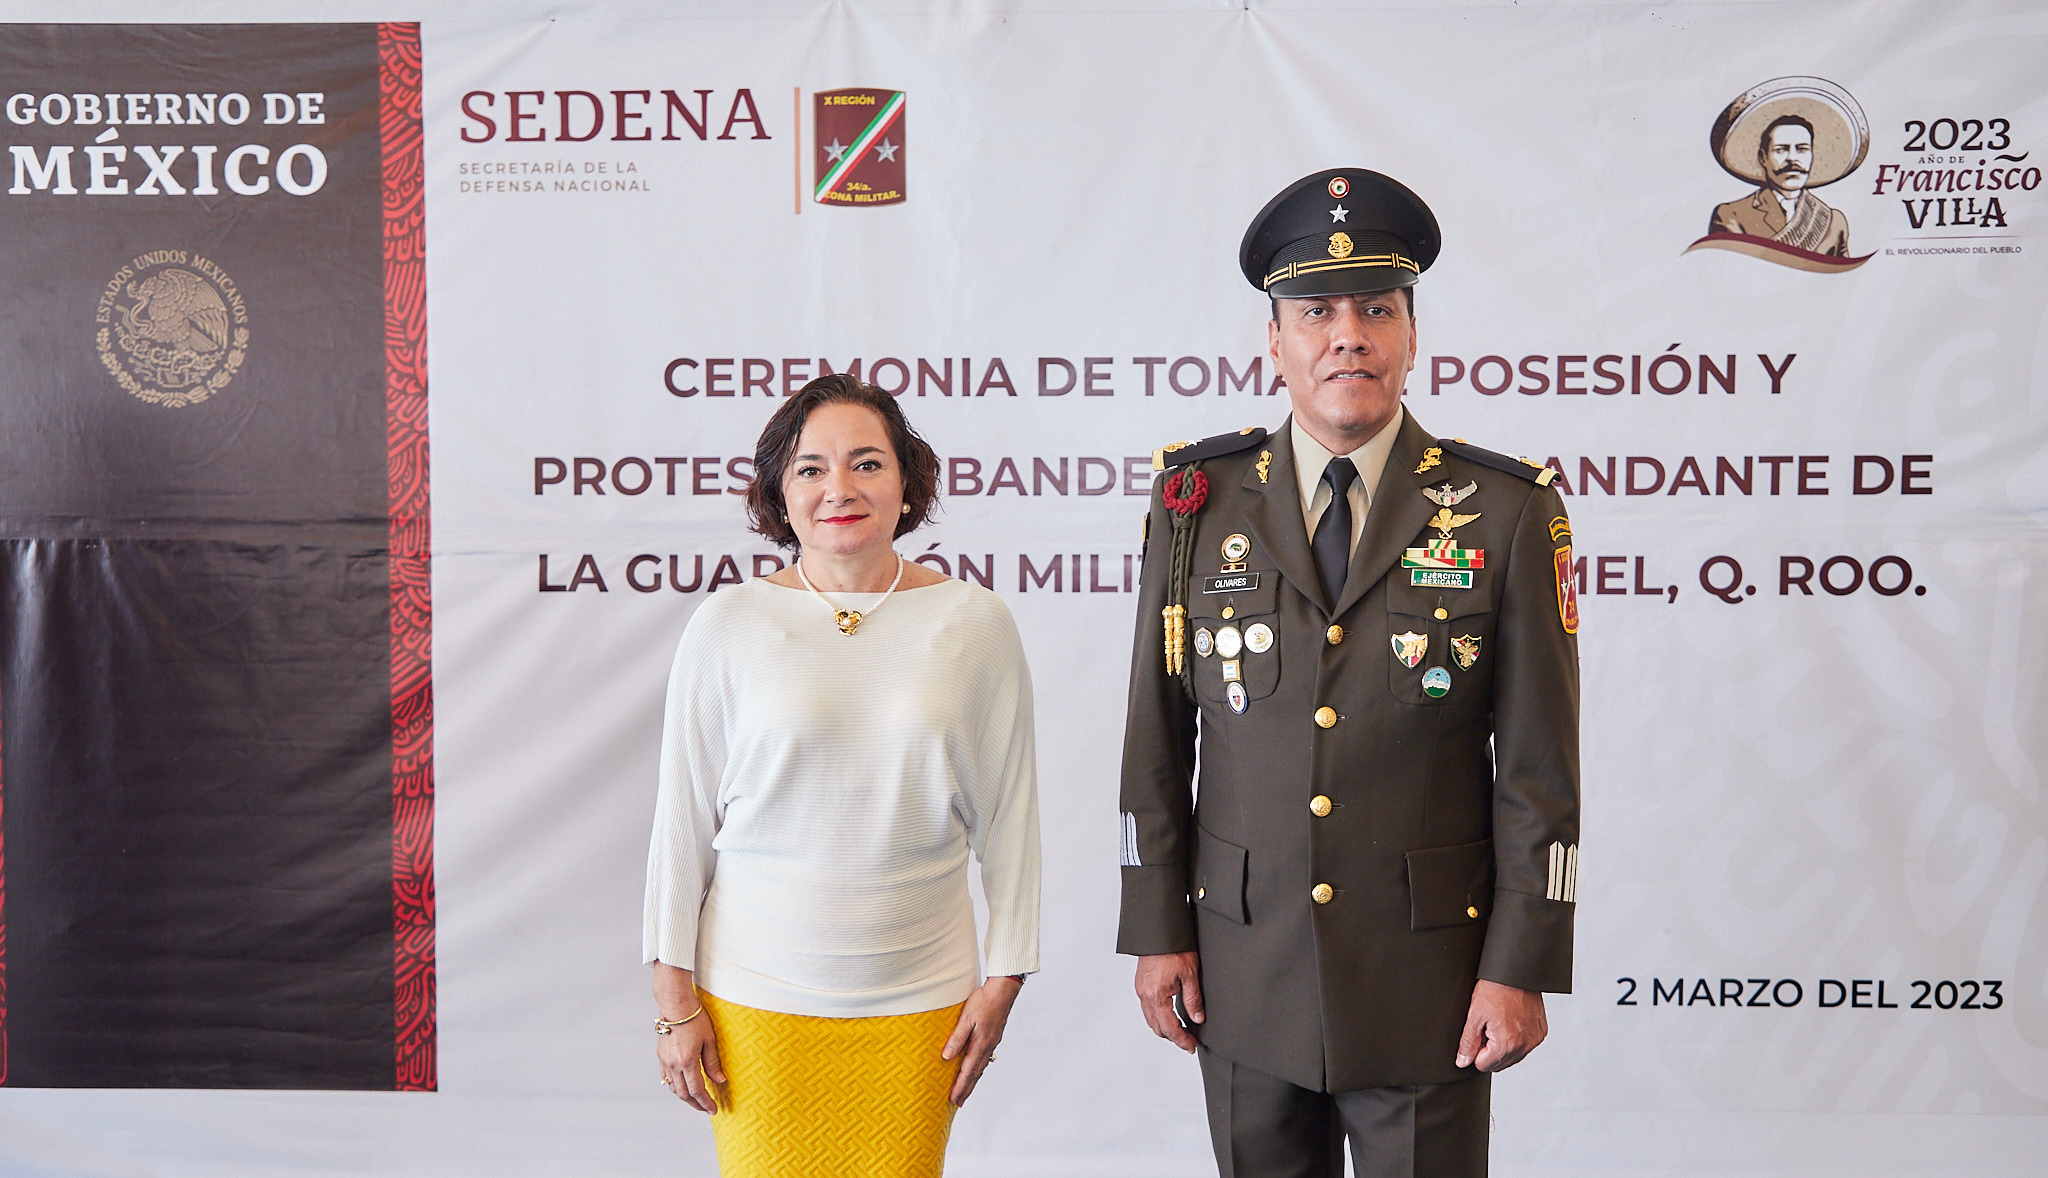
[941,974,1023,1106]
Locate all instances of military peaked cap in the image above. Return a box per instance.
[1240,168,1440,298]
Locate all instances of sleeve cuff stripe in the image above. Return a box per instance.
[1547,841,1579,903]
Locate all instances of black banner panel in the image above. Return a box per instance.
[0,24,432,1090]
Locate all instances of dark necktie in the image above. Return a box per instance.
[1313,456,1358,604]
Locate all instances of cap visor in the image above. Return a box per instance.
[1268,267,1418,299]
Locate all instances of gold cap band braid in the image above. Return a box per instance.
[1263,252,1419,291]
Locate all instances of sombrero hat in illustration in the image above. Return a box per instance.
[1709,76,1868,188]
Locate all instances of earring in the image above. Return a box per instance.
[900,503,911,515]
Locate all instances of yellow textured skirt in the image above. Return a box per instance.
[698,989,964,1178]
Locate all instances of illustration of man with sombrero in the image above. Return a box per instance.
[1689,76,1874,272]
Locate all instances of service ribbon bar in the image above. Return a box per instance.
[1402,545,1485,569]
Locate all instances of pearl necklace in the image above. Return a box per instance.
[797,554,906,636]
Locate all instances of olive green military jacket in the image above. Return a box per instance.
[1116,411,1580,1093]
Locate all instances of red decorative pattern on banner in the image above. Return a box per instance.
[1682,231,1875,273]
[1,702,9,1085]
[381,21,436,1093]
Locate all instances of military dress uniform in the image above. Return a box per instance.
[1116,170,1581,1178]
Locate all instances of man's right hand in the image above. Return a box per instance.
[1134,951,1205,1052]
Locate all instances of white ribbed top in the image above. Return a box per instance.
[642,575,1041,1017]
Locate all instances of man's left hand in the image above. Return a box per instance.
[1455,979,1547,1071]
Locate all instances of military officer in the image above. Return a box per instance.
[1117,168,1581,1178]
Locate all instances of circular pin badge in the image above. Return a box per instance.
[1221,533,1251,563]
[1215,626,1244,659]
[1244,623,1274,654]
[1194,627,1214,658]
[1328,175,1349,198]
[1422,666,1452,698]
[1226,681,1249,714]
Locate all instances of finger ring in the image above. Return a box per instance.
[658,1076,669,1085]
[986,1053,996,1063]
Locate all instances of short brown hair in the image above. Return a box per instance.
[745,373,942,551]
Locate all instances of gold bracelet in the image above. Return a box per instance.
[653,1008,703,1035]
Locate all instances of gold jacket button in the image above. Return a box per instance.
[1221,605,1236,619]
[1310,795,1332,817]
[1197,887,1207,900]
[1314,706,1337,728]
[1312,883,1334,904]
[1434,607,1449,621]
[1466,905,1480,919]
[1326,624,1344,645]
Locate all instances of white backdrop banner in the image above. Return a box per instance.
[3,2,2045,1175]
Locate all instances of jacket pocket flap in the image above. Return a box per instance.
[1194,580,1276,620]
[1386,572,1493,621]
[1405,837,1495,931]
[1194,826,1249,925]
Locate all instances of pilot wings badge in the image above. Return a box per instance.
[1427,507,1481,539]
[1422,480,1478,507]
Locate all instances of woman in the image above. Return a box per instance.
[644,373,1040,1176]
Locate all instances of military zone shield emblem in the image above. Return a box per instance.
[814,88,906,206]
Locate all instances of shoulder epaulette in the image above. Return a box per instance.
[1437,437,1559,487]
[1153,426,1269,471]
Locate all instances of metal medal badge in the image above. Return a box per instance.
[1452,634,1482,670]
[1244,623,1274,654]
[1391,631,1428,668]
[1215,626,1244,659]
